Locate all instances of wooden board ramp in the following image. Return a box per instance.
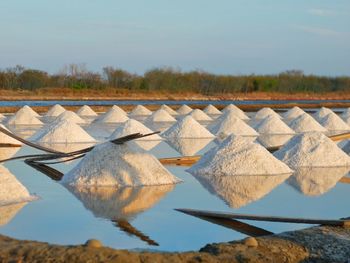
[175,208,350,227]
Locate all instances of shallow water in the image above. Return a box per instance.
[0,112,349,252]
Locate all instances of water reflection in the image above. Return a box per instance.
[0,202,27,226]
[166,138,213,156]
[0,147,21,160]
[287,167,350,196]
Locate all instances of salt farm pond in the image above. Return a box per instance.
[0,102,349,252]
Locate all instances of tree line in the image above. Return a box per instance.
[0,64,349,94]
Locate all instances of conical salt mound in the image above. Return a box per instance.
[166,138,213,156]
[283,106,305,119]
[313,107,334,121]
[19,105,40,117]
[254,107,281,120]
[46,104,66,117]
[319,112,350,131]
[55,111,86,124]
[0,124,22,145]
[61,141,182,186]
[109,119,161,141]
[0,165,35,206]
[162,116,214,139]
[129,105,152,116]
[289,113,327,133]
[222,104,240,113]
[32,119,96,143]
[177,105,192,115]
[203,104,222,115]
[144,109,176,123]
[210,112,258,139]
[160,104,178,115]
[76,105,97,117]
[253,115,295,135]
[6,111,43,125]
[188,135,293,176]
[95,108,129,123]
[111,105,127,115]
[273,132,350,168]
[188,109,212,121]
[222,105,249,120]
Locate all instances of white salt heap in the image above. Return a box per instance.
[319,112,350,131]
[0,113,5,120]
[274,132,350,168]
[0,124,22,145]
[129,105,152,116]
[188,109,212,121]
[222,104,249,120]
[253,115,295,135]
[95,107,129,123]
[76,105,97,117]
[283,106,305,119]
[6,110,43,125]
[55,111,86,124]
[313,107,334,121]
[210,111,258,139]
[61,141,182,186]
[203,104,222,115]
[20,105,40,117]
[254,107,281,120]
[46,104,66,117]
[288,113,327,133]
[166,138,213,156]
[32,119,96,143]
[111,105,127,115]
[0,165,35,206]
[144,109,176,123]
[177,105,192,115]
[188,135,293,176]
[162,116,214,139]
[160,104,178,115]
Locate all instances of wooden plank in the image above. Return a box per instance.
[175,208,350,227]
[0,143,22,147]
[340,176,350,184]
[159,155,201,166]
[329,132,350,142]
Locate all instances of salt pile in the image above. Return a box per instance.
[166,138,213,156]
[283,106,305,119]
[188,109,212,121]
[160,104,178,115]
[111,105,127,115]
[210,112,258,139]
[273,132,350,168]
[313,107,334,121]
[319,112,350,131]
[0,124,22,145]
[203,104,222,115]
[20,105,40,117]
[61,141,182,186]
[46,104,66,117]
[162,116,214,139]
[95,107,129,123]
[0,165,35,206]
[254,107,281,120]
[288,113,327,133]
[32,119,96,143]
[6,110,43,125]
[129,105,152,116]
[76,105,97,117]
[188,135,293,176]
[177,105,192,115]
[222,104,249,120]
[144,109,176,123]
[0,113,5,120]
[55,111,86,124]
[253,115,295,134]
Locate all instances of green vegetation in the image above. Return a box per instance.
[0,65,349,94]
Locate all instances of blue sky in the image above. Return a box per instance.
[0,0,349,76]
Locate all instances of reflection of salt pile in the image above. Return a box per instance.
[210,112,258,139]
[95,107,129,123]
[0,124,22,145]
[222,104,249,120]
[188,135,293,176]
[188,109,212,121]
[0,147,21,160]
[61,141,181,186]
[313,107,334,121]
[144,109,176,123]
[204,104,222,115]
[289,113,327,133]
[194,173,290,208]
[46,104,66,117]
[76,105,97,117]
[177,105,192,115]
[109,119,161,150]
[129,105,152,116]
[288,167,349,196]
[66,185,174,220]
[0,165,35,206]
[253,115,295,135]
[319,112,350,131]
[283,106,305,119]
[166,138,213,156]
[160,104,178,115]
[254,107,281,120]
[32,119,96,143]
[162,116,214,139]
[55,111,86,124]
[0,202,27,226]
[274,132,350,168]
[6,107,43,125]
